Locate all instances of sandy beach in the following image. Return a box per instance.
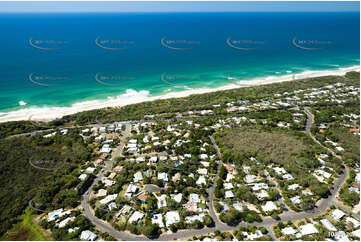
[0,65,359,123]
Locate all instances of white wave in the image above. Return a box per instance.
[0,65,359,123]
[19,101,27,106]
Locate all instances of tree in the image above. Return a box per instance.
[219,165,227,180]
[142,223,161,239]
[204,215,215,227]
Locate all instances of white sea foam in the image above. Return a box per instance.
[0,65,359,123]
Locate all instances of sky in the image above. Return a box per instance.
[0,1,359,13]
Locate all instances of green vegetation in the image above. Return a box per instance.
[0,134,91,236]
[0,207,52,241]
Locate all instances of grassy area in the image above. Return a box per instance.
[333,126,360,163]
[215,128,314,166]
[0,207,52,241]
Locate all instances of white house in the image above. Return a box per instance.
[128,211,144,224]
[300,223,319,236]
[331,209,345,221]
[320,219,337,231]
[165,211,180,227]
[152,214,164,228]
[80,230,97,241]
[262,201,277,212]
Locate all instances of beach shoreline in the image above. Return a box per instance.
[0,65,359,124]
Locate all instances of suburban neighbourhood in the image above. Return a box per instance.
[1,73,360,241]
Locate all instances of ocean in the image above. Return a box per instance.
[0,12,359,119]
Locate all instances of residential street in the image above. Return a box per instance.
[76,111,352,241]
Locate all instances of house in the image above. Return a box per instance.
[251,183,268,191]
[226,173,234,181]
[137,193,148,203]
[165,211,180,227]
[133,171,143,183]
[320,219,337,231]
[94,158,104,166]
[125,183,138,199]
[150,156,158,163]
[136,157,145,163]
[96,189,107,197]
[199,154,208,160]
[256,190,269,200]
[224,183,234,190]
[85,167,96,174]
[248,230,263,240]
[245,175,260,183]
[108,202,117,211]
[196,175,207,185]
[79,174,87,181]
[290,196,301,205]
[157,194,167,208]
[273,167,287,175]
[80,230,97,241]
[48,208,70,222]
[108,172,116,179]
[152,214,164,228]
[225,190,234,198]
[197,168,208,175]
[171,193,182,203]
[346,217,360,228]
[288,184,299,190]
[331,209,345,221]
[99,194,117,205]
[300,223,319,236]
[232,201,243,212]
[185,213,205,223]
[189,193,201,203]
[158,172,168,182]
[262,201,277,212]
[282,227,297,236]
[100,144,111,154]
[282,173,294,181]
[128,211,144,224]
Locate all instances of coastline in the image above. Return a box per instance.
[0,65,359,123]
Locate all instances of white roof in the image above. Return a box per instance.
[99,194,118,205]
[196,175,206,185]
[282,227,297,235]
[152,214,164,228]
[225,190,234,198]
[197,168,208,175]
[171,193,182,203]
[158,172,168,182]
[331,209,345,221]
[262,201,277,212]
[165,211,180,227]
[128,211,144,223]
[288,184,299,190]
[85,167,96,174]
[224,182,234,190]
[58,216,75,228]
[320,219,337,231]
[133,171,143,183]
[80,230,97,241]
[346,217,360,228]
[300,223,319,236]
[78,174,87,181]
[185,213,205,223]
[189,193,200,203]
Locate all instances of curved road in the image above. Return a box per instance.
[78,111,352,241]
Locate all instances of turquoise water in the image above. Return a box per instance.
[0,12,359,116]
